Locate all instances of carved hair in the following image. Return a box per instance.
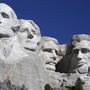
[71,34,90,45]
[19,19,41,36]
[41,36,59,45]
[0,3,17,19]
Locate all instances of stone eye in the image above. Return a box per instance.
[55,50,60,55]
[1,12,9,18]
[81,48,90,53]
[31,29,36,34]
[43,49,52,52]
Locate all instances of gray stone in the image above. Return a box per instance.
[1,3,90,90]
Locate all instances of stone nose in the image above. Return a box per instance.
[0,14,3,21]
[51,57,56,61]
[52,50,57,60]
[77,51,83,60]
[53,50,57,57]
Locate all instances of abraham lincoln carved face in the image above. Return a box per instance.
[70,40,90,74]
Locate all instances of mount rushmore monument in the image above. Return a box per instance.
[0,3,90,90]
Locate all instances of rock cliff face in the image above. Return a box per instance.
[0,3,90,90]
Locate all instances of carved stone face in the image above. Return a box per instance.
[70,40,90,73]
[18,20,41,52]
[41,38,60,71]
[59,44,67,60]
[0,3,17,38]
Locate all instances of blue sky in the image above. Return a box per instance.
[0,0,90,43]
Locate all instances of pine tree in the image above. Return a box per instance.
[44,84,53,90]
[74,77,84,90]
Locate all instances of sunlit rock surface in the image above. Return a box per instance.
[0,3,90,90]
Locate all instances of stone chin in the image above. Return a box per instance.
[46,64,56,71]
[0,28,14,37]
[45,61,56,71]
[77,64,88,74]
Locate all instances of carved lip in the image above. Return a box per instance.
[26,40,32,42]
[0,33,10,38]
[46,61,56,66]
[26,40,38,44]
[24,47,35,52]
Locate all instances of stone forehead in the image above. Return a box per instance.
[19,19,41,35]
[71,34,90,45]
[41,37,59,51]
[41,36,59,45]
[0,3,17,19]
[74,40,90,48]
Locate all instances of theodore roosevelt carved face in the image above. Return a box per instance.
[40,37,60,71]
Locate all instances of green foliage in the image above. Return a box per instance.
[74,78,84,90]
[20,85,28,90]
[44,84,53,90]
[66,78,84,90]
[44,78,84,90]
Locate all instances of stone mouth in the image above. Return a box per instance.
[0,33,10,38]
[25,40,39,44]
[46,61,56,66]
[24,47,36,52]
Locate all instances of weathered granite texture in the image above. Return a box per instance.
[0,3,90,90]
[0,78,28,90]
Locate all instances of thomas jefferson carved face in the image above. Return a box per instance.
[18,20,41,52]
[0,3,17,38]
[41,37,60,71]
[70,40,90,74]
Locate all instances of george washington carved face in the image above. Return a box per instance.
[0,3,17,38]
